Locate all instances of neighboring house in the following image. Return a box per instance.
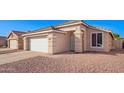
[0,36,7,47]
[8,31,26,49]
[22,20,114,54]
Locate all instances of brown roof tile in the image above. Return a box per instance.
[12,31,27,36]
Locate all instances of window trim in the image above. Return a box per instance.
[90,32,104,48]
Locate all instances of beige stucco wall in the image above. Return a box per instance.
[86,28,112,52]
[70,31,75,51]
[74,30,84,52]
[23,37,31,51]
[18,37,24,49]
[58,25,81,32]
[107,33,113,51]
[51,32,70,54]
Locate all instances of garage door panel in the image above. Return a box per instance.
[30,37,48,52]
[10,40,17,49]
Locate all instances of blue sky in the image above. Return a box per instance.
[0,20,124,37]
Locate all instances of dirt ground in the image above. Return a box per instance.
[0,49,124,73]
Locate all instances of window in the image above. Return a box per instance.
[91,32,103,48]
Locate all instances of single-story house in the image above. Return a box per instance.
[22,20,114,54]
[0,36,7,47]
[8,31,26,49]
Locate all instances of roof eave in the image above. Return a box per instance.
[22,30,66,37]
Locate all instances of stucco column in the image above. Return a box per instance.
[48,33,56,54]
[23,37,28,50]
[74,29,84,53]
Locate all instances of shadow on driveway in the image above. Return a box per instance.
[0,49,22,55]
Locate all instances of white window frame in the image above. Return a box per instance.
[90,32,104,48]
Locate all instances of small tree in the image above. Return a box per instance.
[113,33,121,40]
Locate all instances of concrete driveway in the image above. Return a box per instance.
[0,48,124,73]
[0,50,124,73]
[0,48,13,51]
[0,48,48,65]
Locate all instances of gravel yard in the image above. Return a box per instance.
[0,50,124,73]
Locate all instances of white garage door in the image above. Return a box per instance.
[10,40,17,49]
[30,37,48,52]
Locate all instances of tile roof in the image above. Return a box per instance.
[23,20,112,35]
[27,20,83,34]
[12,31,27,36]
[30,26,57,33]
